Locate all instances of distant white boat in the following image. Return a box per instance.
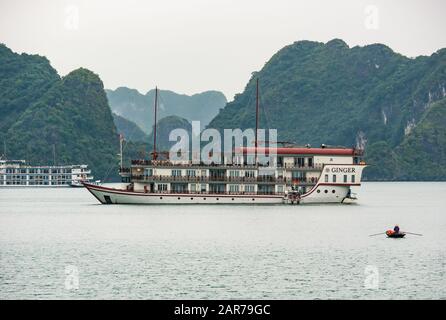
[0,159,93,187]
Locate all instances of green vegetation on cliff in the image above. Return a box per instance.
[208,40,446,180]
[0,44,120,180]
[0,44,59,142]
[4,68,119,180]
[397,98,446,180]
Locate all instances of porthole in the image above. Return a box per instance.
[317,190,321,193]
[191,197,193,200]
[332,190,335,193]
[252,198,255,201]
[216,198,219,200]
[324,190,328,193]
[232,198,234,201]
[160,197,163,199]
[178,197,181,200]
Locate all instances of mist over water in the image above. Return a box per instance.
[0,182,445,299]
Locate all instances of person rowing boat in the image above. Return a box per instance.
[386,225,405,238]
[369,227,422,238]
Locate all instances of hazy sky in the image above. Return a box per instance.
[1,0,445,100]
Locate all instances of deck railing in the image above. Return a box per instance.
[128,160,323,171]
[129,175,318,185]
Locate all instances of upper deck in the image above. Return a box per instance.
[122,146,363,171]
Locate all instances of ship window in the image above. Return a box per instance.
[344,175,347,183]
[295,157,305,167]
[157,184,167,191]
[186,169,196,177]
[172,169,182,177]
[324,190,328,193]
[277,185,284,193]
[229,185,239,192]
[351,175,356,183]
[190,184,196,192]
[317,190,321,193]
[245,170,255,178]
[308,158,313,167]
[332,175,336,183]
[200,184,206,192]
[144,169,153,176]
[324,174,328,182]
[332,190,335,193]
[229,170,240,177]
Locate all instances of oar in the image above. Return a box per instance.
[403,232,423,236]
[369,232,386,237]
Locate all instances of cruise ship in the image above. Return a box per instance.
[0,159,93,187]
[83,82,367,205]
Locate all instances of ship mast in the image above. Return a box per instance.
[152,86,158,160]
[119,134,124,170]
[255,78,259,163]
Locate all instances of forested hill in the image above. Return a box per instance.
[208,39,446,180]
[0,44,120,180]
[106,87,227,134]
[0,44,59,142]
[112,113,148,143]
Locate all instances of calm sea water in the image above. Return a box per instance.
[0,182,445,299]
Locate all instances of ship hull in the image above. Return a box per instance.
[83,182,356,205]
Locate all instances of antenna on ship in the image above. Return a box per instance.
[152,86,158,160]
[53,144,56,166]
[3,140,6,159]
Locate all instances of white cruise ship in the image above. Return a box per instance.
[0,159,93,187]
[84,145,366,205]
[83,83,367,205]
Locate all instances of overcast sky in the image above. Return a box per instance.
[1,0,445,100]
